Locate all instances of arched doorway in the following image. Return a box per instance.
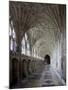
[44,55,50,64]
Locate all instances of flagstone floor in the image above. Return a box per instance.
[11,65,65,89]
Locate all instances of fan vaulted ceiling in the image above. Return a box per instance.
[9,1,66,58]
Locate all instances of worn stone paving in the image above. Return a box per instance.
[11,65,65,89]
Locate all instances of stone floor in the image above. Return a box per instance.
[11,65,66,89]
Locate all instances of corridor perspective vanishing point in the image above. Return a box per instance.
[9,1,66,89]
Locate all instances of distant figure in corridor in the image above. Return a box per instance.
[44,54,50,64]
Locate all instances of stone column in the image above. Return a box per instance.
[16,34,22,82]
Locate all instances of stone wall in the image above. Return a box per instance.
[10,52,44,87]
[51,31,66,82]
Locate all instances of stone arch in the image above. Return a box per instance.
[11,58,18,86]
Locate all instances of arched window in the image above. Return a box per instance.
[9,20,16,52]
[27,40,30,56]
[32,48,37,57]
[32,47,43,59]
[25,33,28,41]
[21,37,25,54]
[21,33,30,56]
[13,29,16,39]
[10,38,13,51]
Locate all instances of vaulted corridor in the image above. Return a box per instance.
[9,1,66,89]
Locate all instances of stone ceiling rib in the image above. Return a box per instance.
[9,1,65,58]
